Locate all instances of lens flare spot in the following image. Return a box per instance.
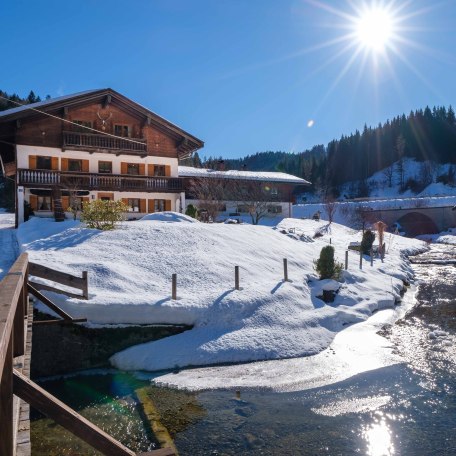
[307,119,315,128]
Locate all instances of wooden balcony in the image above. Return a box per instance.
[18,169,183,193]
[62,131,147,156]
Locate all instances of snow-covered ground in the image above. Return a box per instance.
[0,210,17,280]
[16,213,426,372]
[153,287,417,392]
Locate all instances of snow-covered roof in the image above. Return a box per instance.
[178,166,310,185]
[0,90,101,118]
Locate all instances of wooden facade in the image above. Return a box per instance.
[0,89,203,220]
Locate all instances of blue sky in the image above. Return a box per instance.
[1,0,456,159]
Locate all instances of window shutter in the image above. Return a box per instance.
[140,199,146,213]
[121,162,128,174]
[28,155,37,169]
[29,195,37,210]
[51,157,59,170]
[61,196,70,210]
[82,197,90,207]
[148,164,155,176]
[139,164,145,175]
[165,165,171,177]
[122,198,129,209]
[82,160,89,172]
[148,199,155,213]
[61,158,68,171]
[165,200,171,211]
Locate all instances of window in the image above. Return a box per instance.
[69,197,82,211]
[154,199,166,212]
[36,156,52,170]
[237,205,251,214]
[270,187,278,196]
[128,199,140,212]
[114,125,130,137]
[74,120,92,132]
[268,205,282,214]
[127,163,139,175]
[154,165,166,177]
[37,196,51,211]
[98,161,112,173]
[68,159,82,172]
[100,197,111,201]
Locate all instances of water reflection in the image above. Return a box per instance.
[363,415,395,456]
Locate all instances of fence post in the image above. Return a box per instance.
[172,273,177,300]
[235,266,240,290]
[330,238,332,245]
[345,250,348,270]
[283,258,288,282]
[370,248,374,266]
[82,271,89,299]
[359,249,363,270]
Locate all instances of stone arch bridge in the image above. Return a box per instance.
[362,205,456,237]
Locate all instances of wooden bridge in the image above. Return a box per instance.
[0,253,175,456]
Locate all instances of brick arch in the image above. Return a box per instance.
[396,212,439,237]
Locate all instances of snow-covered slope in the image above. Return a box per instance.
[17,214,426,371]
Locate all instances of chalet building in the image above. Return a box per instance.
[179,166,310,220]
[0,89,203,224]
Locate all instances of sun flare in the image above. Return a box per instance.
[355,7,394,52]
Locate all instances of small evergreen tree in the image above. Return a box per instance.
[361,229,376,254]
[81,200,128,230]
[185,204,198,219]
[314,245,343,280]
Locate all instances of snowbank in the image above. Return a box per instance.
[17,215,426,372]
[140,212,198,223]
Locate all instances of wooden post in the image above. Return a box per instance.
[0,338,13,456]
[13,287,25,357]
[359,249,363,270]
[329,238,332,244]
[345,250,348,270]
[370,248,374,266]
[235,266,240,290]
[82,271,89,299]
[283,258,288,282]
[172,274,177,300]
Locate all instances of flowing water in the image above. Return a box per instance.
[32,244,456,455]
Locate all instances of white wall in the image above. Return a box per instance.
[16,145,179,176]
[185,199,292,219]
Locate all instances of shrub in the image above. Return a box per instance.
[185,204,198,219]
[361,229,375,254]
[314,245,343,280]
[81,200,128,230]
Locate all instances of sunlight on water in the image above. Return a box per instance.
[363,416,395,456]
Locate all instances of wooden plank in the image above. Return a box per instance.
[27,284,74,321]
[0,338,14,456]
[29,262,85,291]
[0,253,28,375]
[13,370,136,456]
[28,280,85,300]
[13,287,25,357]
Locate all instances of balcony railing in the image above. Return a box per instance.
[18,169,183,193]
[63,131,147,155]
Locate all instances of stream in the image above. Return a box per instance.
[31,244,456,455]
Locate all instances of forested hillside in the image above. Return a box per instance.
[186,105,456,197]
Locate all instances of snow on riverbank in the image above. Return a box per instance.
[16,215,426,371]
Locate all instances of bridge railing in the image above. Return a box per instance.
[0,253,174,456]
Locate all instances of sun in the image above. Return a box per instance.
[355,7,394,52]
